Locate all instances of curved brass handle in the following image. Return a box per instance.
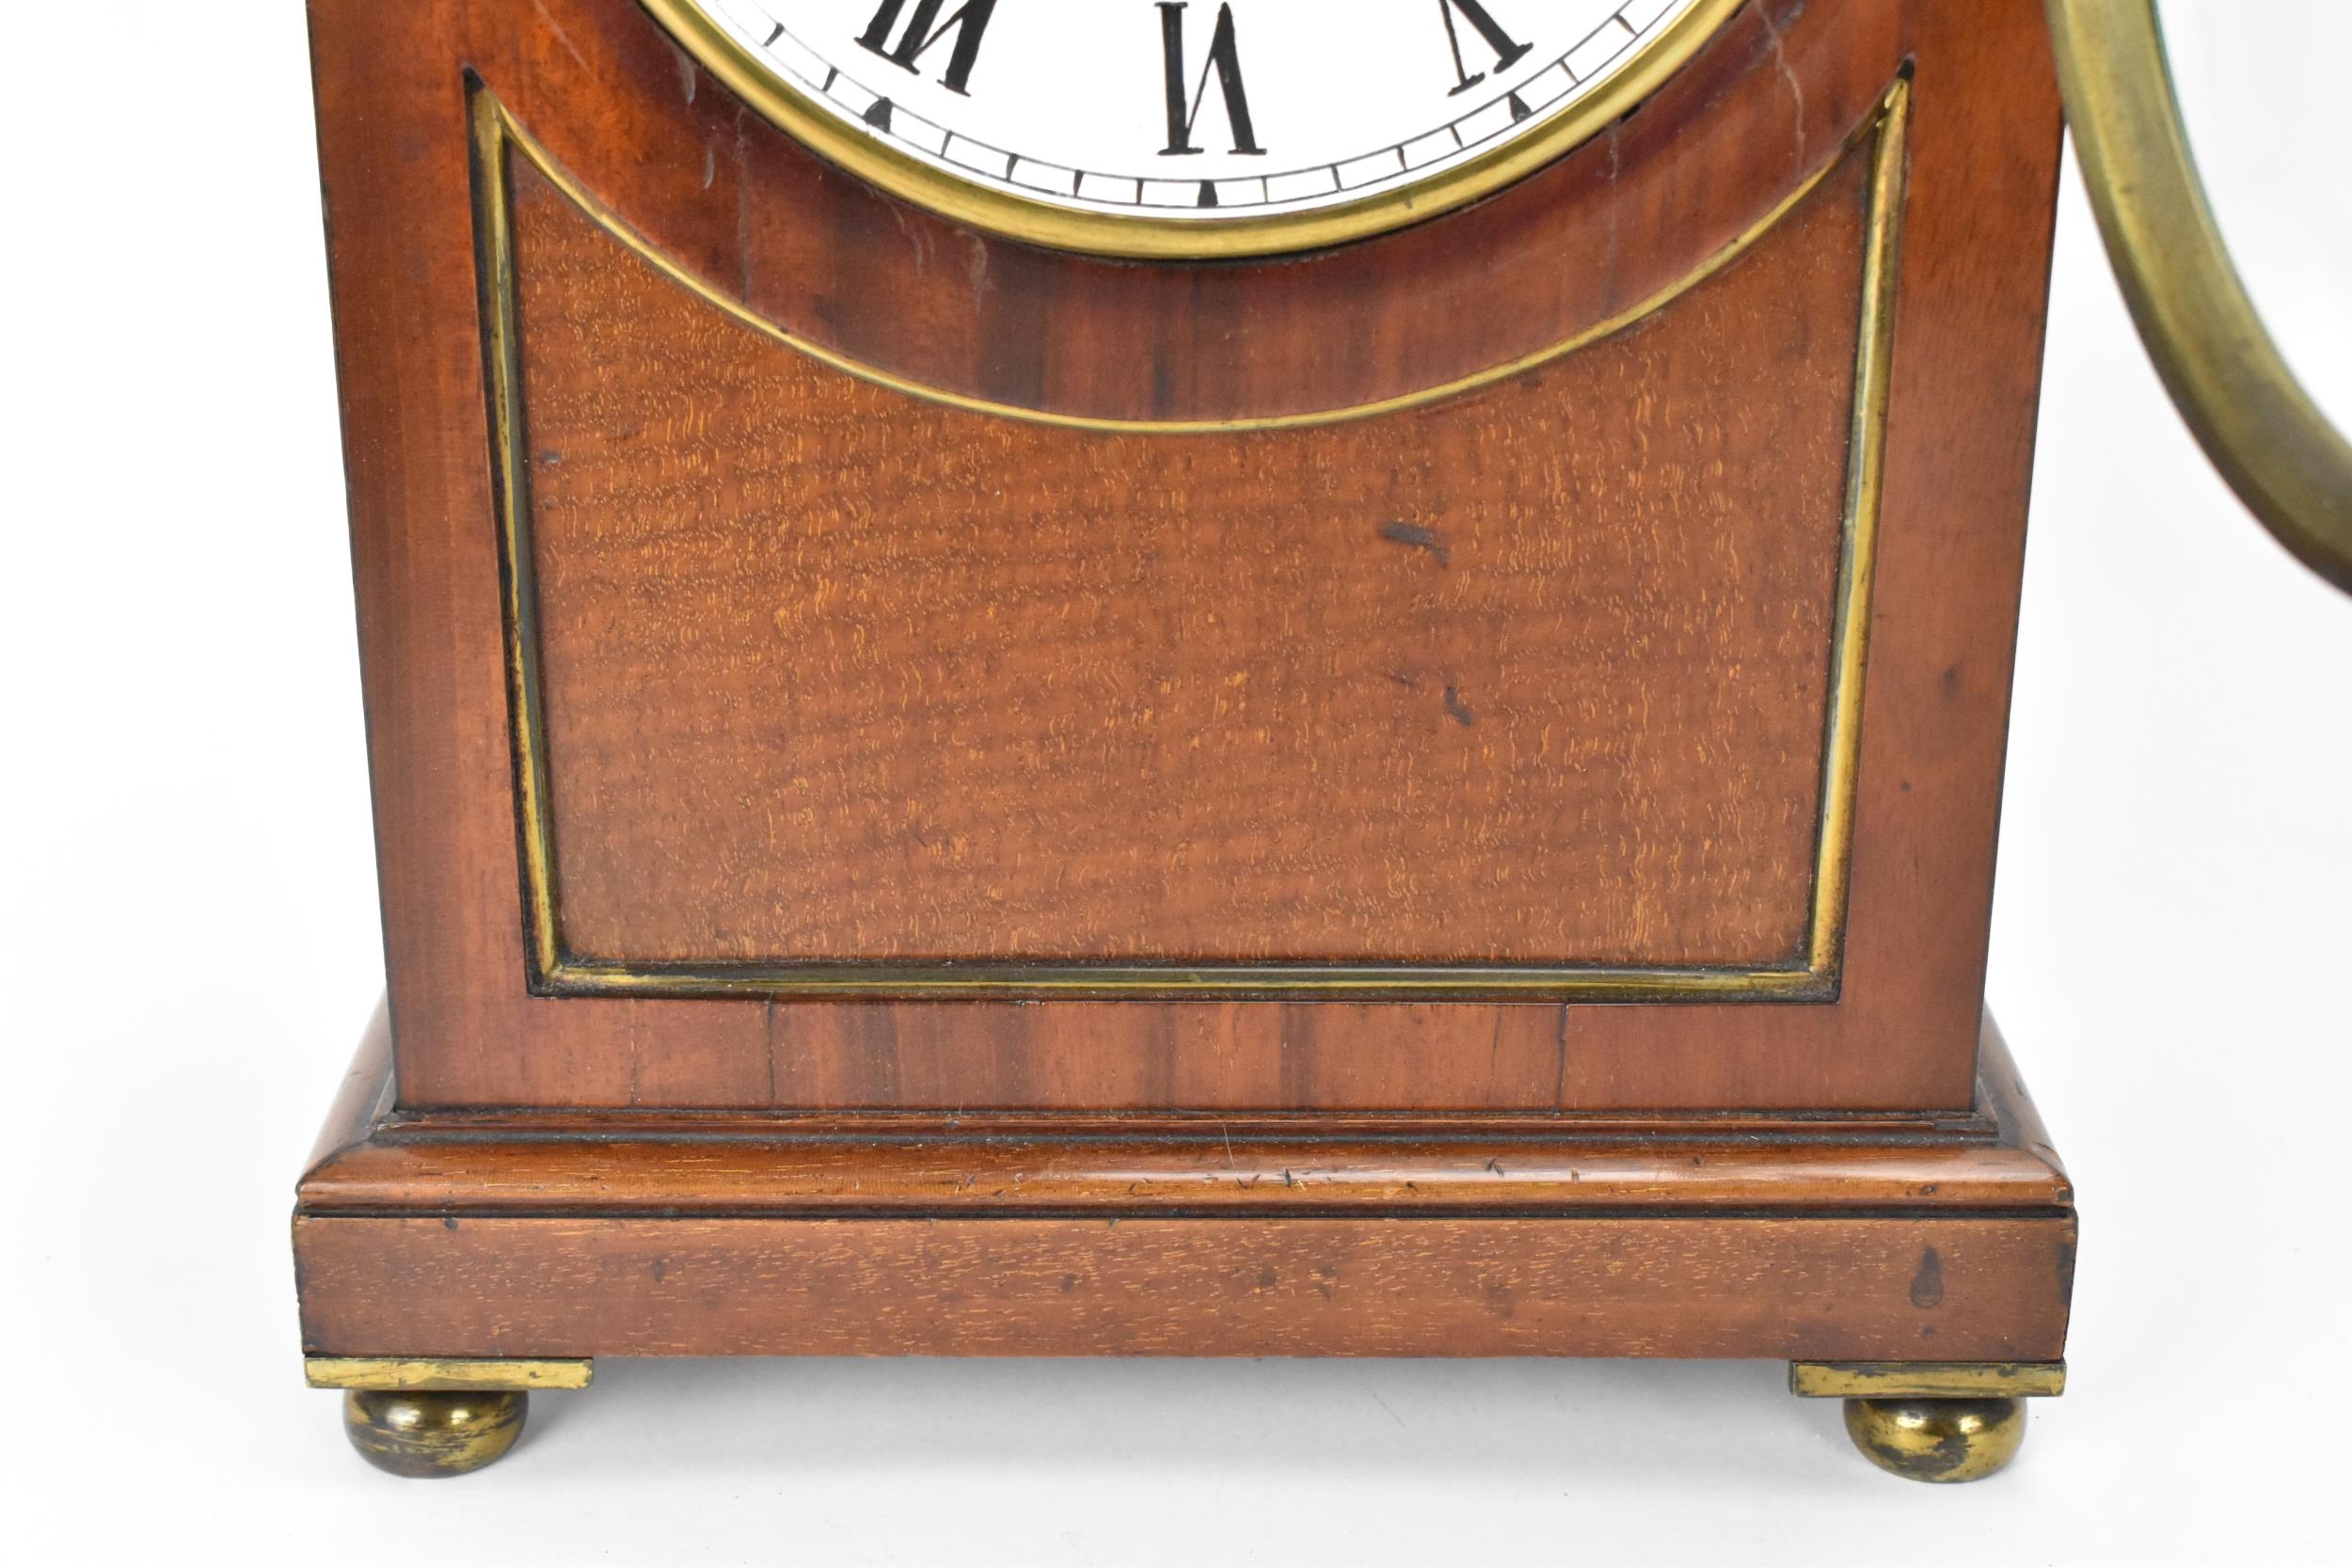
[2046,0,2352,594]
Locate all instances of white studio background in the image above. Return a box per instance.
[2,3,2344,1564]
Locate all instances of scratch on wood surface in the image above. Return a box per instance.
[966,236,993,302]
[1554,1006,1570,1106]
[1602,127,1623,306]
[1756,8,1808,165]
[532,0,589,72]
[894,204,936,274]
[763,999,779,1106]
[734,107,753,298]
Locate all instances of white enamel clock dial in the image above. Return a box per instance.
[649,0,1740,255]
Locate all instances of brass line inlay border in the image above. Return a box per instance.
[476,83,1890,436]
[470,77,1910,1001]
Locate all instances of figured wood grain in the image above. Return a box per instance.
[301,1019,2066,1219]
[512,135,1867,967]
[480,1,1901,423]
[300,1127,2067,1216]
[294,1008,2074,1360]
[294,1212,2074,1360]
[306,0,2062,1110]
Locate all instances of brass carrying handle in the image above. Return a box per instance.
[2045,0,2352,594]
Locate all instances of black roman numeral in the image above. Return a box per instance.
[855,0,998,96]
[1437,0,1532,95]
[1157,3,1264,157]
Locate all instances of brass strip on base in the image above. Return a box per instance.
[1790,1360,2066,1400]
[306,1357,594,1392]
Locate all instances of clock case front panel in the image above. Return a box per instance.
[295,0,2074,1373]
[308,0,2059,1120]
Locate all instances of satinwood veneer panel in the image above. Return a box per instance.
[509,135,1867,969]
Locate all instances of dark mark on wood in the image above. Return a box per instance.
[1377,519,1452,566]
[1443,685,1476,726]
[1909,1245,1946,1308]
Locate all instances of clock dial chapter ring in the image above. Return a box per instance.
[640,0,1748,258]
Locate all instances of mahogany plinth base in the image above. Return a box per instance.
[294,1013,2073,1472]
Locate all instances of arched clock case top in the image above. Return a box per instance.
[301,0,2061,1115]
[298,0,2079,1114]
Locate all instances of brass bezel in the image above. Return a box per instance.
[470,79,1910,1001]
[637,0,1748,260]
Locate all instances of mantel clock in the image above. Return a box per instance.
[292,0,2352,1482]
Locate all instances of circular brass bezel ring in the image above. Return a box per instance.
[638,0,1747,260]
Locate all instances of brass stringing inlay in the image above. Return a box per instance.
[469,78,1911,1001]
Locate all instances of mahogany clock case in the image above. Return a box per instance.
[297,0,2074,1378]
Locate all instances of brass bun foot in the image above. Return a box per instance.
[1841,1396,2026,1483]
[342,1388,529,1478]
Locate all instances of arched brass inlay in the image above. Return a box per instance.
[472,78,1910,1001]
[476,87,1893,434]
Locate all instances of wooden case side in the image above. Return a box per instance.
[306,0,2060,1113]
